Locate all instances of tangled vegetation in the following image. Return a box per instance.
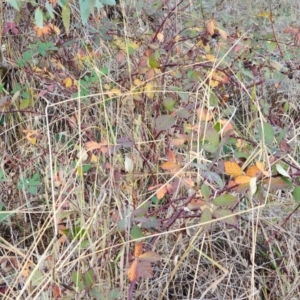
[0,0,300,299]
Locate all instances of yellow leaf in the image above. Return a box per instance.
[256,161,264,171]
[49,24,60,35]
[204,44,210,53]
[63,77,73,88]
[23,129,38,145]
[133,79,143,86]
[257,11,272,21]
[224,161,243,177]
[32,66,44,73]
[206,54,216,62]
[108,88,121,96]
[157,32,164,42]
[90,154,99,163]
[144,83,155,99]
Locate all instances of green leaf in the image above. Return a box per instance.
[202,143,218,153]
[0,169,6,182]
[130,225,143,239]
[7,0,21,10]
[163,97,176,112]
[214,209,237,226]
[100,0,116,4]
[209,90,219,107]
[72,271,84,291]
[35,8,44,28]
[90,287,104,299]
[73,227,87,240]
[213,194,236,207]
[275,164,290,178]
[0,203,14,223]
[205,128,219,147]
[292,186,300,203]
[31,269,44,287]
[155,115,176,131]
[141,217,161,229]
[62,3,71,35]
[84,269,94,289]
[29,172,40,185]
[45,1,55,19]
[148,54,160,68]
[79,0,93,25]
[200,208,212,231]
[201,184,210,201]
[258,122,274,145]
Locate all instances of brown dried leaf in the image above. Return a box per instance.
[187,199,206,211]
[138,251,161,262]
[136,261,153,279]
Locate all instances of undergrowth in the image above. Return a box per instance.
[0,0,300,299]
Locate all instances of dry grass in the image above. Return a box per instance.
[0,0,300,299]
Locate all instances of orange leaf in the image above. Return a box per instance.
[224,161,243,177]
[206,19,216,35]
[21,261,31,278]
[134,242,144,258]
[197,107,214,121]
[34,25,51,37]
[52,284,61,298]
[246,165,261,177]
[160,161,179,171]
[127,260,138,282]
[85,141,102,151]
[156,186,167,200]
[167,150,176,163]
[234,175,251,184]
